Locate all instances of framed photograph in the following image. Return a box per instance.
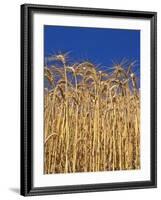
[21,4,157,196]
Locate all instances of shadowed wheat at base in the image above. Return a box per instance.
[44,53,140,174]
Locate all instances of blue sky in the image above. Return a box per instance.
[44,25,140,80]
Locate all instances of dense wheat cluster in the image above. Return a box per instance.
[44,53,140,174]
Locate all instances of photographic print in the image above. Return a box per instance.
[21,4,157,196]
[44,26,140,174]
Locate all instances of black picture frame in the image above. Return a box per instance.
[20,3,157,196]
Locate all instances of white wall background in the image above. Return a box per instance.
[0,0,159,199]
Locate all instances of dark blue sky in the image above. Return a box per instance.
[44,25,140,77]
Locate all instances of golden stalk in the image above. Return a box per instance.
[44,55,140,174]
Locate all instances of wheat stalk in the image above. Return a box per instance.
[44,54,140,174]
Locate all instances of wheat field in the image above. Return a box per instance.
[44,53,140,174]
